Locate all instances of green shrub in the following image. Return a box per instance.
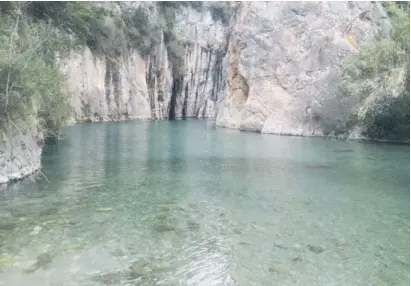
[340,2,410,141]
[0,7,69,140]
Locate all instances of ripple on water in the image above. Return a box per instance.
[0,121,409,286]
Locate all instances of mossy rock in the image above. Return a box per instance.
[63,244,84,252]
[0,255,13,265]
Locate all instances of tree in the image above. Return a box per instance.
[340,2,410,141]
[0,2,69,140]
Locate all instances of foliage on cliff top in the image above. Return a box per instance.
[341,2,410,141]
[25,2,189,76]
[0,2,70,141]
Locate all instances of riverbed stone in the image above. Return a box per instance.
[29,225,42,236]
[39,207,59,216]
[93,271,124,285]
[63,244,84,252]
[187,220,200,231]
[111,248,126,257]
[0,221,17,231]
[307,244,326,254]
[24,252,54,273]
[36,252,53,268]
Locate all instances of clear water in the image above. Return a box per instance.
[0,120,409,286]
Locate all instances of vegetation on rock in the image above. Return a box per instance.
[0,2,70,141]
[341,2,410,141]
[0,1,187,141]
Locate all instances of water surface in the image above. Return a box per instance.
[0,120,409,285]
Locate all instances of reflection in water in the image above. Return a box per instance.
[0,120,409,286]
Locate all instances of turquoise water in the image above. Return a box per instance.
[0,120,409,286]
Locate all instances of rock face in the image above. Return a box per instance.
[0,129,43,184]
[216,1,388,136]
[171,5,228,119]
[63,47,153,122]
[62,3,230,122]
[63,1,389,134]
[0,1,395,183]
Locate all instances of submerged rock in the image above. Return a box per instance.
[39,207,59,216]
[239,241,250,246]
[307,244,326,254]
[93,271,124,285]
[36,252,53,267]
[0,221,17,231]
[269,264,289,275]
[155,213,168,221]
[63,244,83,252]
[127,260,153,280]
[232,228,243,235]
[291,256,303,262]
[273,243,288,250]
[187,220,200,231]
[111,248,126,257]
[92,260,160,285]
[24,252,54,273]
[29,225,42,236]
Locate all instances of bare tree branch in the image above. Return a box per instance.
[4,2,21,114]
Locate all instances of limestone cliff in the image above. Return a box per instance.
[171,4,228,119]
[62,3,230,122]
[0,129,44,184]
[1,1,406,184]
[216,1,390,136]
[63,1,394,139]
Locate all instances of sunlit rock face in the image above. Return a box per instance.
[216,1,388,136]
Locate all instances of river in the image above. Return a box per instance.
[0,120,409,285]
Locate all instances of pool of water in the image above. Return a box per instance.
[0,120,409,286]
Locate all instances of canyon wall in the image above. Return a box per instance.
[216,1,389,136]
[62,3,230,122]
[63,1,391,139]
[1,1,403,184]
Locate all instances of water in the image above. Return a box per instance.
[0,120,409,286]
